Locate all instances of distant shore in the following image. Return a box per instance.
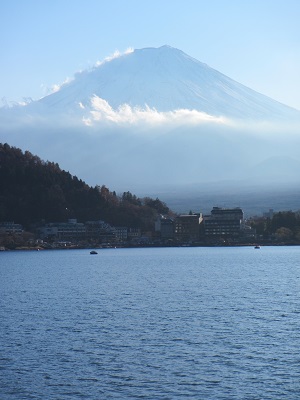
[1,242,300,251]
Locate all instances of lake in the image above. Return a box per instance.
[1,246,300,399]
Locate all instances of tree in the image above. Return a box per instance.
[271,211,297,232]
[0,143,173,231]
[275,227,293,241]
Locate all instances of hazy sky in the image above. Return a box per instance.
[1,0,300,109]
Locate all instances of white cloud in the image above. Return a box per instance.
[40,77,74,99]
[51,84,61,93]
[95,47,134,66]
[83,95,228,127]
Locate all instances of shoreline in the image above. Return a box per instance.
[1,242,300,251]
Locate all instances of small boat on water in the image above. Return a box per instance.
[254,245,260,249]
[90,250,98,255]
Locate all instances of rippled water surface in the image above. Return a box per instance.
[1,246,300,399]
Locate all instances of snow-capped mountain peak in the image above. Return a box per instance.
[38,45,300,120]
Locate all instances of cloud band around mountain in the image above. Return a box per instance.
[82,95,228,127]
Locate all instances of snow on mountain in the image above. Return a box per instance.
[1,45,300,209]
[38,45,300,120]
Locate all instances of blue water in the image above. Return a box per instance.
[1,246,300,399]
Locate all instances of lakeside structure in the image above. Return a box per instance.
[156,207,254,245]
[203,207,244,238]
[37,207,254,246]
[0,222,23,235]
[2,206,300,249]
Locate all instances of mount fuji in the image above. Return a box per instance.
[37,45,300,120]
[1,45,300,214]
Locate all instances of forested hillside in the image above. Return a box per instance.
[0,143,171,230]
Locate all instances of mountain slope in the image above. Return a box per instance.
[0,143,171,228]
[38,45,300,120]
